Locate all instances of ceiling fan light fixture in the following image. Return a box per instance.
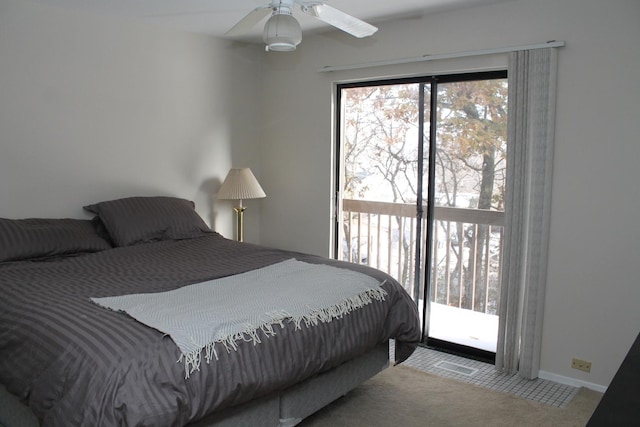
[262,8,302,52]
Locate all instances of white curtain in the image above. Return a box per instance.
[495,48,558,379]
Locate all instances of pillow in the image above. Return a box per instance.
[83,196,212,247]
[0,217,112,263]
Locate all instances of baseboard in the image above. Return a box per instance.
[538,370,607,393]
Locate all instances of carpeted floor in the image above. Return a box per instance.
[300,365,602,426]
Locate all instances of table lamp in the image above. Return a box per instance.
[217,168,266,242]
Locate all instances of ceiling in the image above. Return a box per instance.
[30,0,509,41]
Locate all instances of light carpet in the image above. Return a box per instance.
[301,365,602,426]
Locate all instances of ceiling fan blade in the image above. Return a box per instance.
[301,3,378,38]
[225,6,272,37]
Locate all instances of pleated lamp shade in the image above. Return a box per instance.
[217,168,266,202]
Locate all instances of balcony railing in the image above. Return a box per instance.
[340,199,504,316]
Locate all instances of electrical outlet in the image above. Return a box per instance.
[571,358,592,373]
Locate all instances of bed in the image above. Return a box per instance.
[0,196,421,427]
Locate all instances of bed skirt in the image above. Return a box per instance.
[0,342,390,427]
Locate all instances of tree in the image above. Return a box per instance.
[342,84,420,291]
[437,80,507,312]
[341,78,507,313]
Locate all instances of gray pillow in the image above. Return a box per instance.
[0,217,112,263]
[83,196,212,247]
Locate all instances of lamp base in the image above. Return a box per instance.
[233,206,246,242]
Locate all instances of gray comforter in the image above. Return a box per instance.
[0,234,421,426]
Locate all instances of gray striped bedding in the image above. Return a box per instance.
[0,217,112,262]
[0,233,421,426]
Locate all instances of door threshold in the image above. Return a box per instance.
[422,338,495,364]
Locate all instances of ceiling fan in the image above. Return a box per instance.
[226,0,378,52]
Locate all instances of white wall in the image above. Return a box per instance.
[0,0,265,242]
[258,0,640,389]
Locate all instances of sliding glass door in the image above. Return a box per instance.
[335,72,507,360]
[336,81,428,304]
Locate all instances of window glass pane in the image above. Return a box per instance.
[435,79,508,211]
[342,84,421,204]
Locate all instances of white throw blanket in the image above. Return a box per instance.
[91,258,387,378]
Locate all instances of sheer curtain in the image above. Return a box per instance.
[495,48,558,379]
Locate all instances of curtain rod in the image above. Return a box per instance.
[318,40,565,73]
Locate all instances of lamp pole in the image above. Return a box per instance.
[234,199,246,242]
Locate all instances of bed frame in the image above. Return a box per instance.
[0,342,389,427]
